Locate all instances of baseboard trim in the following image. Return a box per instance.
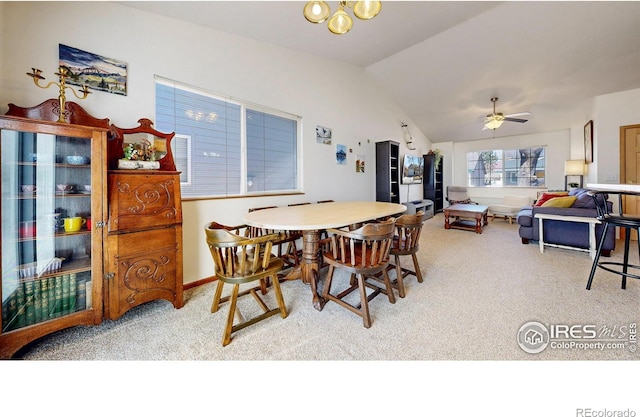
[184,276,216,291]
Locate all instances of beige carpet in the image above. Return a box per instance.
[15,213,639,361]
[7,213,640,415]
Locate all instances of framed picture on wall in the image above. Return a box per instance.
[584,120,593,163]
[59,44,128,96]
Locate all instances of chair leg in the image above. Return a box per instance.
[587,223,609,290]
[271,272,288,319]
[349,273,357,286]
[394,255,406,298]
[322,266,335,299]
[222,284,240,346]
[412,253,424,283]
[622,230,631,289]
[259,277,269,295]
[381,269,396,304]
[211,280,225,313]
[357,274,372,328]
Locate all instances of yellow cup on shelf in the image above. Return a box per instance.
[63,217,86,232]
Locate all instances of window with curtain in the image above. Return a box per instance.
[467,147,546,187]
[155,77,300,198]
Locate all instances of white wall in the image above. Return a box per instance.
[592,88,640,184]
[0,2,430,285]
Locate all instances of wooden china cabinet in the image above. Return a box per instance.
[0,100,183,358]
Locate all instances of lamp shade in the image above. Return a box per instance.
[565,160,585,176]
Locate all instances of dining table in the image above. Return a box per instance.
[243,201,407,311]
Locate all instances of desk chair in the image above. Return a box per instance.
[587,190,640,290]
[322,219,396,328]
[205,223,288,346]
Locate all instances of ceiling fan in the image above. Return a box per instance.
[483,97,530,130]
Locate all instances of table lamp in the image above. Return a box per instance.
[565,159,585,190]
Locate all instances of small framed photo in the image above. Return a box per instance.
[584,120,593,163]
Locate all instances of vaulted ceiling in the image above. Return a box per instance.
[117,1,640,143]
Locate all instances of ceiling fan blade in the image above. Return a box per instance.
[504,117,528,123]
[504,112,531,118]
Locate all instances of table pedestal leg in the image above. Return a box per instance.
[302,230,324,311]
[444,212,451,229]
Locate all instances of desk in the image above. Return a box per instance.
[243,201,406,310]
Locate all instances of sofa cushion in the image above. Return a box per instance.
[541,196,577,207]
[572,191,597,208]
[534,191,569,206]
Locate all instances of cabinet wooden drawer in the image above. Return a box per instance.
[108,172,182,233]
[104,226,183,320]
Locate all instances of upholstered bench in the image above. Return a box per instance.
[488,195,532,224]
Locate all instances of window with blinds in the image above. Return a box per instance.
[155,77,300,198]
[466,147,546,188]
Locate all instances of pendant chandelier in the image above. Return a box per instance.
[303,1,382,35]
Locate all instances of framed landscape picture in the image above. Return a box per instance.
[59,44,127,96]
[584,120,593,163]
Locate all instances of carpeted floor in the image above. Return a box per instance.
[14,213,640,361]
[7,213,640,415]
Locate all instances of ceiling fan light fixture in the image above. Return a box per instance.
[353,0,382,20]
[327,5,353,34]
[484,114,505,130]
[303,1,331,23]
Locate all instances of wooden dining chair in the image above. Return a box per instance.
[247,206,301,269]
[205,223,288,346]
[383,211,427,298]
[321,218,396,328]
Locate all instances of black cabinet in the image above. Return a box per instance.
[423,153,443,213]
[375,141,400,203]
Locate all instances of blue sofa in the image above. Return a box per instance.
[516,188,616,256]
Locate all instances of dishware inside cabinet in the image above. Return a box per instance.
[0,116,106,358]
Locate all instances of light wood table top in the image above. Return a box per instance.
[243,201,407,311]
[243,201,407,230]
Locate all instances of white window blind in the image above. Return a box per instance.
[155,77,300,198]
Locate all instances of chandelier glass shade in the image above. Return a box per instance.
[328,5,353,34]
[303,1,331,23]
[303,1,382,35]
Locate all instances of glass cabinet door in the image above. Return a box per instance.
[1,128,94,332]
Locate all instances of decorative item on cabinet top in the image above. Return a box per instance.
[109,118,176,171]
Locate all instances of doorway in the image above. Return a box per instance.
[619,124,640,240]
